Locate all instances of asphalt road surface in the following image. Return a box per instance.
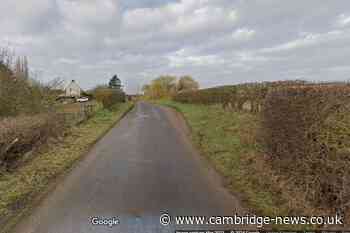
[12,102,247,233]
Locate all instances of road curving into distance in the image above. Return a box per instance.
[12,102,249,233]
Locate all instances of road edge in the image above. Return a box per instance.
[157,103,249,215]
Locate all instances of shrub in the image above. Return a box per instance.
[174,87,232,105]
[0,58,53,117]
[261,85,350,212]
[173,81,312,113]
[0,113,67,169]
[174,84,269,113]
[93,88,125,109]
[173,81,350,215]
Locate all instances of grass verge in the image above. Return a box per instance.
[0,102,134,230]
[155,100,313,230]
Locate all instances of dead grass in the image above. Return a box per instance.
[0,101,102,169]
[0,113,67,169]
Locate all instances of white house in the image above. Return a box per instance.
[65,80,82,97]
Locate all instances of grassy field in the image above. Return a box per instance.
[0,102,134,230]
[155,100,313,229]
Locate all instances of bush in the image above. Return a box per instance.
[174,84,269,113]
[261,85,350,212]
[174,87,232,104]
[173,81,350,215]
[173,81,313,113]
[0,63,52,117]
[93,88,125,109]
[0,113,67,169]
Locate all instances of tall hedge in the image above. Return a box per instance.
[174,84,270,113]
[261,85,350,210]
[173,81,350,213]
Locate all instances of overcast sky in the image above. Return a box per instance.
[1,0,350,93]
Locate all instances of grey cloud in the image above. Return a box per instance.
[1,0,350,93]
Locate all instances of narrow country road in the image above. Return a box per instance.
[12,102,247,233]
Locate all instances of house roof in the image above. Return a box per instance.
[65,80,82,91]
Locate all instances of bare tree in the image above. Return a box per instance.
[177,76,199,92]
